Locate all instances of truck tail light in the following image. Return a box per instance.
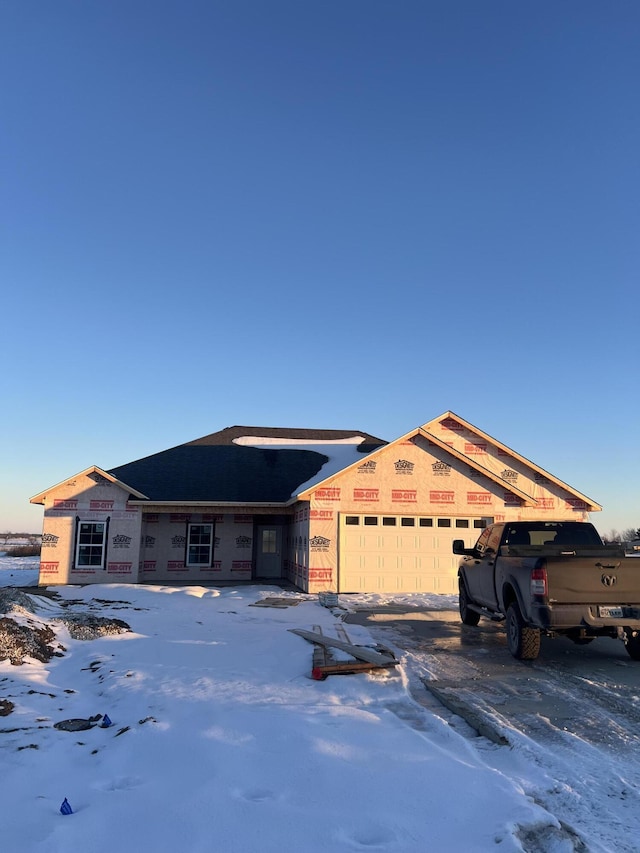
[531,561,548,598]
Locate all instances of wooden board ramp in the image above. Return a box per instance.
[289,627,397,680]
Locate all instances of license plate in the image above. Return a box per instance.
[598,605,623,618]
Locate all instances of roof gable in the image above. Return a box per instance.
[30,466,148,505]
[296,411,600,512]
[421,411,601,511]
[415,428,538,505]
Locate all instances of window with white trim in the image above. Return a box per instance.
[76,521,107,568]
[187,523,213,567]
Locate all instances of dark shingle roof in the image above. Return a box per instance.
[108,425,387,503]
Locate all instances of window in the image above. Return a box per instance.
[474,519,487,528]
[76,521,107,568]
[187,523,213,566]
[455,519,469,528]
[419,518,433,527]
[382,517,397,526]
[262,529,277,554]
[345,516,359,525]
[437,518,451,527]
[364,516,378,526]
[401,518,415,527]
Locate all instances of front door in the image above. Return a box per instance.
[255,525,283,578]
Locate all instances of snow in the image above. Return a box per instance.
[0,558,636,852]
[232,435,373,497]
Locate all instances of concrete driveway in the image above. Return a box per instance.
[344,603,640,748]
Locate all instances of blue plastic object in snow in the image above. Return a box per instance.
[60,798,73,815]
[101,714,113,728]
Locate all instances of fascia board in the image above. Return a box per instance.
[295,427,416,500]
[424,411,601,512]
[30,466,149,505]
[417,428,538,505]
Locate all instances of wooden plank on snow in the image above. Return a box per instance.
[288,628,397,667]
[312,659,393,680]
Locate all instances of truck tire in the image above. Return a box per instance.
[624,630,640,661]
[458,579,480,626]
[506,602,541,660]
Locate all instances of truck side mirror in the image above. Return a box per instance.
[452,539,467,555]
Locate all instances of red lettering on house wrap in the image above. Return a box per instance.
[53,499,78,510]
[309,569,333,581]
[314,488,341,501]
[440,418,464,432]
[429,491,455,503]
[537,497,555,509]
[464,442,487,454]
[310,509,334,520]
[565,499,587,510]
[467,492,492,505]
[108,563,132,574]
[90,500,114,511]
[353,489,379,502]
[392,490,417,502]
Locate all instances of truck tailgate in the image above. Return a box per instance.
[546,556,640,603]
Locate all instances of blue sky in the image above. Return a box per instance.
[2,1,638,536]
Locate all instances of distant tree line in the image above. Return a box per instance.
[1,532,42,557]
[3,545,41,557]
[601,527,640,544]
[1,532,41,543]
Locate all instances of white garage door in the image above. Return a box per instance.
[338,513,490,594]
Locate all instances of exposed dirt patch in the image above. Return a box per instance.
[58,614,130,640]
[0,617,59,665]
[0,588,39,614]
[0,587,131,665]
[0,699,15,716]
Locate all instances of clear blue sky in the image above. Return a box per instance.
[2,1,638,536]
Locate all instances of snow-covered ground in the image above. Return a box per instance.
[0,557,637,852]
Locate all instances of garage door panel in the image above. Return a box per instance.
[339,515,487,594]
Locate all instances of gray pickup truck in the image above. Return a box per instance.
[453,520,640,661]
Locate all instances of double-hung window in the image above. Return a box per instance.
[187,523,213,567]
[76,521,107,568]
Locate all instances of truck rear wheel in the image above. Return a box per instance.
[506,602,541,660]
[459,579,480,626]
[624,630,640,661]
